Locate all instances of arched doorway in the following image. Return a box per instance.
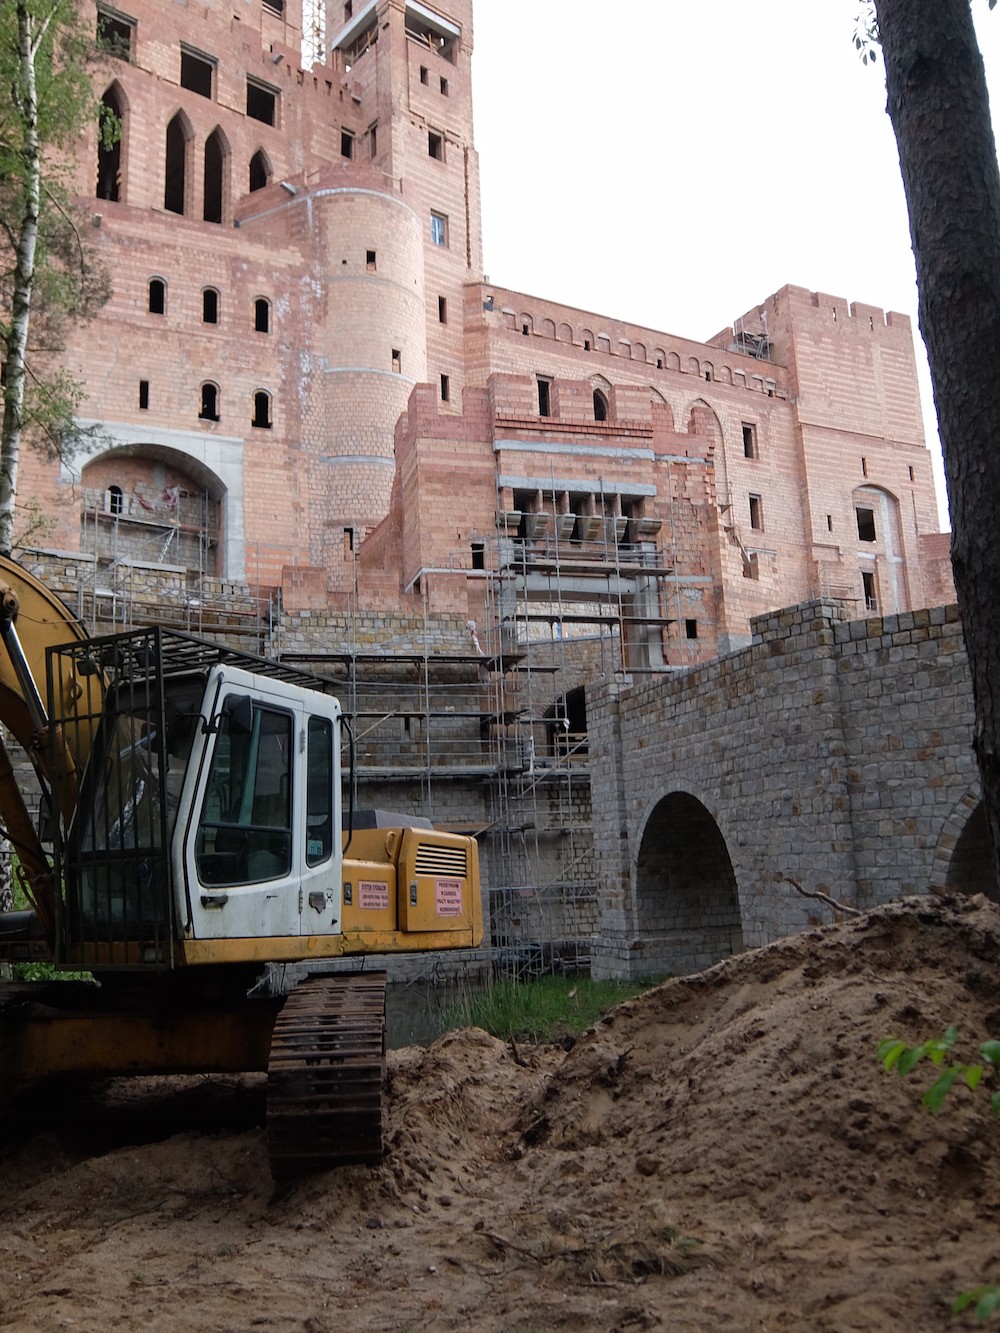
[945,802,998,901]
[636,791,743,975]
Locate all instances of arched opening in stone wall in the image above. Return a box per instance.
[945,802,998,901]
[97,84,125,201]
[164,111,192,215]
[635,791,743,975]
[80,449,222,581]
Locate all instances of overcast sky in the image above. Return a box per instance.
[471,2,1000,530]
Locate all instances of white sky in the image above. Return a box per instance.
[471,1,1000,531]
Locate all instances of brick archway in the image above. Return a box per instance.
[930,788,997,901]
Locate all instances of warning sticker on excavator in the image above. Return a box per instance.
[359,880,390,911]
[436,878,462,916]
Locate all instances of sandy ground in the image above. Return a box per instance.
[1,894,999,1332]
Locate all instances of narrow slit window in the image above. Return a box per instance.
[440,374,450,402]
[749,493,763,531]
[428,131,443,160]
[249,149,270,192]
[438,295,447,323]
[685,619,698,640]
[341,129,354,159]
[255,297,271,333]
[369,122,378,157]
[164,113,188,214]
[537,378,551,417]
[742,423,757,459]
[419,66,429,85]
[202,288,219,323]
[138,380,149,410]
[471,542,485,570]
[593,389,608,422]
[366,249,376,270]
[862,569,877,611]
[148,278,166,314]
[96,86,124,201]
[440,76,449,95]
[391,348,401,373]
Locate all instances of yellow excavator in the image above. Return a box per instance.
[0,555,482,1174]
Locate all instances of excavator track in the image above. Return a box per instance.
[266,971,386,1178]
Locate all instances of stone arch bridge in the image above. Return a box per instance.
[587,599,990,979]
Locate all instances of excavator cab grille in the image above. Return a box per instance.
[48,628,179,968]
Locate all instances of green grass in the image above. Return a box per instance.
[442,974,662,1043]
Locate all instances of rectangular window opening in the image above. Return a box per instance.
[366,249,376,271]
[862,569,877,612]
[369,121,378,157]
[428,131,443,160]
[826,514,833,532]
[861,456,868,477]
[471,541,485,571]
[341,129,354,159]
[420,66,429,85]
[440,373,450,402]
[908,465,915,482]
[180,46,215,98]
[438,295,447,324]
[749,493,763,532]
[856,507,876,542]
[97,9,134,60]
[742,552,759,581]
[247,78,278,126]
[391,348,401,373]
[343,526,354,556]
[138,379,149,410]
[262,0,284,11]
[537,377,551,418]
[430,211,448,247]
[742,422,757,459]
[685,619,698,640]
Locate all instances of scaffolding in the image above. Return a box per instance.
[25,473,709,980]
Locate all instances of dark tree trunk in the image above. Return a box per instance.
[875,0,1000,895]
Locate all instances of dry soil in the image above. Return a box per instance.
[1,893,999,1332]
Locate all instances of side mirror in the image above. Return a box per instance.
[221,693,254,736]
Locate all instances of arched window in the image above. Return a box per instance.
[107,484,124,516]
[593,389,609,422]
[96,85,124,201]
[203,128,227,224]
[148,278,166,314]
[252,390,272,429]
[249,149,271,193]
[202,288,219,324]
[199,382,220,421]
[164,112,190,214]
[254,297,271,333]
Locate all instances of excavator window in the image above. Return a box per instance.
[196,702,293,886]
[306,716,333,867]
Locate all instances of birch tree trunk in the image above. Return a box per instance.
[874,0,1000,893]
[0,2,46,556]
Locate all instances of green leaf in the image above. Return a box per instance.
[977,1288,1000,1320]
[922,1067,960,1113]
[980,1040,1000,1068]
[898,1045,927,1076]
[878,1037,906,1070]
[991,1090,1000,1117]
[953,1287,986,1315]
[965,1064,984,1092]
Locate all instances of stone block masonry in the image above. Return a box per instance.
[589,599,983,979]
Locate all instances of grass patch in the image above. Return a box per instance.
[442,974,661,1043]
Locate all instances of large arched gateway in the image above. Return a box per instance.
[635,791,744,975]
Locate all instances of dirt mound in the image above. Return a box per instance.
[0,895,998,1331]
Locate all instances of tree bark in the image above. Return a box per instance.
[1,2,45,556]
[874,0,1000,894]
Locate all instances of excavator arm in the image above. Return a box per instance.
[0,556,96,937]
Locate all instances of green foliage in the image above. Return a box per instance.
[878,1027,1000,1116]
[0,0,116,518]
[443,974,659,1043]
[879,1028,1000,1321]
